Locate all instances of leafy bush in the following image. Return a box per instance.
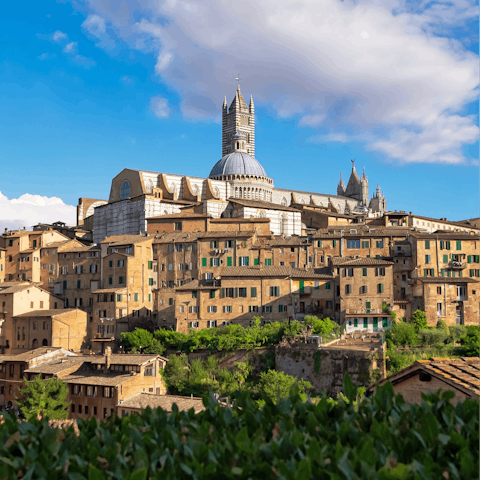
[0,376,477,479]
[457,328,480,357]
[386,320,417,348]
[121,329,166,355]
[254,370,311,404]
[417,328,450,347]
[410,310,428,332]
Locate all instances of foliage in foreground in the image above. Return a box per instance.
[15,376,69,421]
[0,376,478,480]
[122,317,339,355]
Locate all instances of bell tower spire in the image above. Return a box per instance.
[221,76,255,157]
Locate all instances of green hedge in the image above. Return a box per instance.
[0,377,477,479]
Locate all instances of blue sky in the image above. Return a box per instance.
[0,0,478,229]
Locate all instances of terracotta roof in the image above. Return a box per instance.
[89,354,167,365]
[40,240,73,249]
[417,277,480,284]
[368,357,480,397]
[63,372,135,387]
[0,281,32,289]
[410,232,479,240]
[13,308,79,318]
[24,356,86,374]
[0,284,33,294]
[92,288,127,293]
[200,231,254,239]
[220,266,334,278]
[229,198,300,212]
[253,236,310,248]
[101,235,153,246]
[6,347,63,362]
[313,226,414,238]
[154,233,204,244]
[175,279,219,291]
[331,257,394,266]
[119,393,205,413]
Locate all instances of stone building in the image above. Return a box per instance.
[331,257,394,328]
[11,308,87,353]
[0,283,62,352]
[0,248,5,284]
[0,347,168,419]
[85,85,387,242]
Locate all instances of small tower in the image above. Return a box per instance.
[222,83,255,156]
[360,166,369,205]
[337,172,346,196]
[231,131,247,153]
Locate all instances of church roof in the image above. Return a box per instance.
[229,85,248,111]
[209,152,267,178]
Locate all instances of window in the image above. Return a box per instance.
[437,303,443,316]
[262,306,272,313]
[456,241,461,250]
[362,268,367,277]
[437,287,442,295]
[376,241,384,248]
[317,240,322,247]
[425,255,431,264]
[314,281,319,290]
[118,260,125,267]
[361,241,369,248]
[210,258,220,267]
[120,180,131,199]
[239,256,249,266]
[249,306,259,312]
[125,247,132,254]
[148,261,153,270]
[223,306,233,313]
[270,286,280,297]
[175,244,182,252]
[265,258,272,266]
[119,276,125,284]
[239,288,247,298]
[375,267,385,276]
[325,282,330,290]
[9,365,14,378]
[377,283,384,293]
[169,298,174,305]
[343,268,354,277]
[425,240,430,249]
[207,320,217,328]
[189,321,199,328]
[86,386,98,397]
[175,222,182,231]
[90,264,97,273]
[202,258,207,267]
[346,239,360,249]
[108,261,113,268]
[443,254,448,263]
[361,286,368,294]
[363,317,368,328]
[207,306,217,313]
[251,287,257,297]
[345,284,352,294]
[209,290,215,299]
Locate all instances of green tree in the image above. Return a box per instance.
[16,376,69,421]
[121,329,165,355]
[255,370,311,404]
[458,328,480,357]
[162,354,190,394]
[387,320,418,347]
[410,310,428,332]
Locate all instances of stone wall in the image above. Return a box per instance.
[275,339,385,395]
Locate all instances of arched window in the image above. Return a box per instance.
[236,142,239,149]
[281,197,287,206]
[280,215,287,235]
[120,180,131,200]
[42,339,48,346]
[32,339,38,349]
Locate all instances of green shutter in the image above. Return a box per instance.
[470,270,474,277]
[221,288,225,298]
[326,282,330,290]
[425,240,430,249]
[254,258,259,266]
[468,255,472,263]
[443,254,448,263]
[447,271,451,277]
[148,294,151,301]
[148,261,153,269]
[373,317,378,328]
[109,261,113,267]
[354,319,358,327]
[210,258,213,267]
[456,241,461,250]
[227,257,232,266]
[299,281,304,294]
[424,269,428,277]
[235,288,238,298]
[149,278,153,286]
[211,291,215,299]
[362,268,367,276]
[363,317,368,328]
[333,240,337,247]
[459,271,462,277]
[109,277,113,285]
[202,258,207,267]
[317,240,322,247]
[441,269,445,277]
[134,293,138,301]
[251,287,257,298]
[246,257,250,266]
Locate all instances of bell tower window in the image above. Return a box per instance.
[120,180,131,200]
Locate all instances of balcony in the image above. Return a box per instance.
[448,261,466,270]
[393,250,412,257]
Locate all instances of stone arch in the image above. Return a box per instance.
[42,339,48,346]
[32,338,38,349]
[214,187,220,199]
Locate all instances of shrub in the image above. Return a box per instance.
[410,310,428,332]
[0,376,477,479]
[457,328,480,357]
[386,320,417,348]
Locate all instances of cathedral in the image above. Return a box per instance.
[79,85,387,242]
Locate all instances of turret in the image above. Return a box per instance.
[249,95,254,114]
[337,172,346,196]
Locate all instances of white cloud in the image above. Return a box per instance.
[52,30,67,43]
[63,41,78,54]
[73,55,96,68]
[38,53,56,60]
[120,75,134,85]
[82,14,106,37]
[150,96,171,119]
[80,0,478,164]
[0,192,76,232]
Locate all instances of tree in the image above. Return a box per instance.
[410,310,428,332]
[459,328,480,357]
[386,320,417,348]
[255,370,311,404]
[121,329,165,355]
[16,376,69,421]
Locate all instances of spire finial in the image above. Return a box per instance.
[351,159,355,170]
[235,74,242,89]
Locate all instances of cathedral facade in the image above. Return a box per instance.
[85,85,387,242]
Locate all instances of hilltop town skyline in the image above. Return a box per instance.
[0,0,478,230]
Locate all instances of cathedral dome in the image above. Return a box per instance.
[209,152,267,178]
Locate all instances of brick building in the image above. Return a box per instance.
[367,358,479,406]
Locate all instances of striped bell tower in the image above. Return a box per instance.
[222,84,255,157]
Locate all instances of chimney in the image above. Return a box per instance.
[105,346,112,370]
